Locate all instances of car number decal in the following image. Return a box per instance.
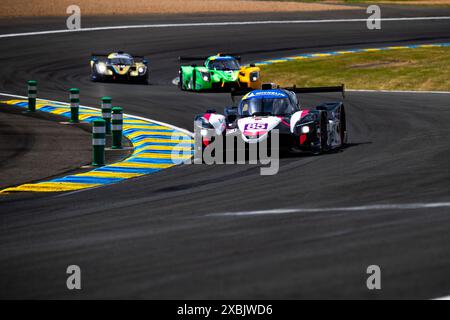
[244,123,268,130]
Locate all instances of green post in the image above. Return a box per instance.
[27,80,37,112]
[111,107,123,149]
[69,88,79,123]
[92,119,106,166]
[101,97,112,135]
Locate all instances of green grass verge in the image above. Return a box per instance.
[260,47,450,91]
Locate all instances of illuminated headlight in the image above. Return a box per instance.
[201,72,211,82]
[201,129,209,136]
[250,71,259,82]
[301,126,310,134]
[138,66,146,74]
[97,63,107,74]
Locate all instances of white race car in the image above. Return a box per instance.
[194,84,347,158]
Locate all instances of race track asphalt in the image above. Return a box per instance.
[0,6,449,299]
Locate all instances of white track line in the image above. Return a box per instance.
[209,202,450,217]
[1,17,450,39]
[0,92,193,136]
[434,295,450,300]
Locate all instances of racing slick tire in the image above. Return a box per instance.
[339,105,347,146]
[312,113,328,155]
[191,69,197,92]
[178,69,186,91]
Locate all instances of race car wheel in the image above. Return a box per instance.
[178,69,185,91]
[139,75,149,85]
[91,69,99,82]
[339,105,347,146]
[191,69,197,91]
[320,113,328,152]
[312,113,328,155]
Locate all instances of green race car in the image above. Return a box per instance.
[178,53,261,92]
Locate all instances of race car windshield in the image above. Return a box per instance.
[109,58,133,65]
[239,98,297,116]
[208,59,240,71]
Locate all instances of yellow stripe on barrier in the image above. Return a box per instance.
[126,131,179,139]
[133,138,194,147]
[312,53,332,57]
[387,46,409,50]
[35,102,50,109]
[132,153,192,159]
[336,51,356,55]
[50,108,71,115]
[75,171,144,179]
[122,119,153,124]
[1,99,24,105]
[110,162,175,169]
[123,125,172,130]
[362,48,382,52]
[0,182,99,193]
[79,114,99,120]
[418,44,440,48]
[140,145,192,151]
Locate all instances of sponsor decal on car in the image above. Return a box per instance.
[243,90,288,100]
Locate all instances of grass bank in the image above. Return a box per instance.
[260,46,450,91]
[258,0,450,6]
[0,0,356,18]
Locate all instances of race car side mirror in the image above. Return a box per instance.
[143,59,148,65]
[250,64,256,67]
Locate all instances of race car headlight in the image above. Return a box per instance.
[97,63,107,74]
[200,72,211,82]
[138,66,146,74]
[301,126,310,134]
[250,71,260,82]
[200,129,209,136]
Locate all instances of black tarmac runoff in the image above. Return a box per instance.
[0,103,91,190]
[0,6,450,299]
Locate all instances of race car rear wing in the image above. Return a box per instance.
[179,53,242,62]
[91,53,148,61]
[230,84,345,105]
[178,56,208,62]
